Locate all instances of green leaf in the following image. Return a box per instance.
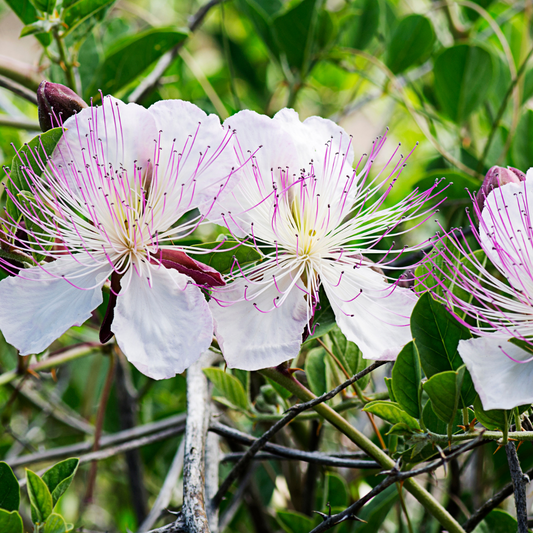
[44,513,68,533]
[0,463,19,512]
[276,510,314,533]
[32,0,56,14]
[62,0,117,36]
[422,399,462,435]
[4,0,52,46]
[85,27,188,99]
[189,241,262,275]
[341,0,380,51]
[307,286,337,340]
[411,292,476,407]
[330,326,369,388]
[324,472,349,509]
[203,368,249,411]
[0,510,23,533]
[384,377,396,402]
[363,401,420,431]
[42,458,79,507]
[473,396,506,431]
[265,376,292,400]
[475,509,518,533]
[305,347,327,396]
[352,485,398,532]
[511,109,533,173]
[423,367,465,425]
[26,469,53,524]
[272,0,319,74]
[434,44,494,123]
[6,128,64,222]
[391,341,421,419]
[386,14,435,74]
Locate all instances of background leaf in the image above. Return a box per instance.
[203,368,250,411]
[0,463,19,512]
[0,510,23,533]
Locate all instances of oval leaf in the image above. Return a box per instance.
[203,368,249,411]
[391,341,421,419]
[386,14,435,74]
[0,463,19,512]
[43,513,68,533]
[26,469,53,524]
[363,401,420,431]
[0,510,23,533]
[42,458,79,507]
[423,367,465,425]
[434,44,494,123]
[305,347,327,396]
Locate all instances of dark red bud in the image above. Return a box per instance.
[153,249,226,287]
[37,80,88,132]
[476,166,526,214]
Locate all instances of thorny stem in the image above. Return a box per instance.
[261,367,467,533]
[505,442,529,533]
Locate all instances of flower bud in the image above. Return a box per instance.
[476,166,525,214]
[37,81,88,132]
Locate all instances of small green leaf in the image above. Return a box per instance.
[411,292,476,407]
[478,509,518,533]
[473,396,507,431]
[307,286,337,340]
[85,28,188,99]
[26,469,53,524]
[0,463,19,512]
[276,510,314,533]
[391,341,421,419]
[330,326,370,388]
[0,510,23,533]
[62,0,116,36]
[44,513,68,533]
[423,399,461,435]
[384,377,396,403]
[363,401,420,431]
[511,109,533,173]
[189,241,262,275]
[434,44,494,123]
[4,0,52,46]
[42,458,79,507]
[305,347,327,396]
[203,368,249,411]
[423,367,465,425]
[6,128,64,222]
[386,14,435,74]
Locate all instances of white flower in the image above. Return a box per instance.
[208,109,438,371]
[433,168,533,410]
[0,96,237,379]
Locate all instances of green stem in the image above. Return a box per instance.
[0,344,98,387]
[53,28,76,91]
[260,368,466,533]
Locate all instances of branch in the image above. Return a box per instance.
[0,115,40,130]
[210,361,386,509]
[128,0,223,103]
[505,442,529,533]
[309,437,483,533]
[0,75,38,105]
[205,424,220,532]
[182,351,218,533]
[0,55,42,92]
[6,413,187,468]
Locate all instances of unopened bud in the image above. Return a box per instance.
[476,166,525,213]
[37,81,88,132]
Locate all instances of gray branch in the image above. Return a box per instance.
[0,75,38,105]
[505,441,529,533]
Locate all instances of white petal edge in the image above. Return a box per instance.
[0,256,110,355]
[210,276,308,371]
[112,265,213,380]
[459,336,533,411]
[322,265,417,361]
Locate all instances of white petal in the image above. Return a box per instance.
[525,167,533,182]
[459,336,533,410]
[0,256,110,355]
[210,275,308,370]
[112,266,213,380]
[147,100,238,216]
[481,180,533,293]
[54,96,157,195]
[322,264,417,361]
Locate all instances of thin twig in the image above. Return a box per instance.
[137,438,186,533]
[309,437,483,533]
[210,423,380,469]
[6,413,187,469]
[128,0,223,103]
[505,442,529,533]
[0,76,38,105]
[210,361,386,510]
[0,115,40,130]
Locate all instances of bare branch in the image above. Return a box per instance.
[0,75,38,105]
[128,0,223,103]
[505,442,529,533]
